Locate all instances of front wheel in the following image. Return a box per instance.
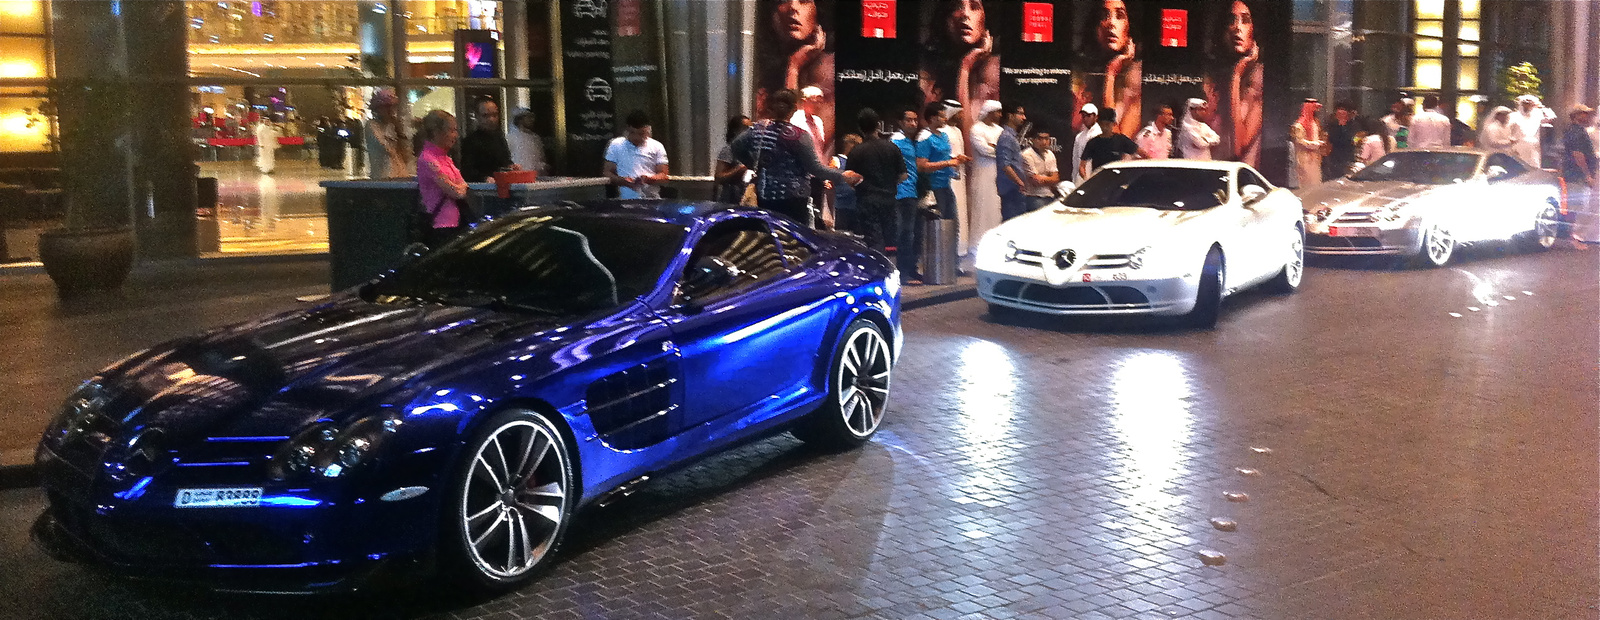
[442,410,575,593]
[1266,226,1305,294]
[1516,204,1560,252]
[792,318,892,450]
[1411,223,1455,268]
[1179,248,1224,329]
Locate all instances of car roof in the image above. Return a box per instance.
[1100,159,1249,172]
[1387,147,1487,156]
[506,199,755,227]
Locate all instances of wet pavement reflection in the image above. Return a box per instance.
[0,247,1595,619]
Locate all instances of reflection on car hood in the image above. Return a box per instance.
[1297,179,1445,213]
[997,204,1205,251]
[91,297,565,442]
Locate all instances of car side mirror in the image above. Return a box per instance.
[679,256,738,303]
[401,242,430,263]
[1055,181,1076,196]
[1240,184,1268,206]
[1486,165,1508,181]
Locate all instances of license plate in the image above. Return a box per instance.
[1329,226,1375,237]
[174,487,263,508]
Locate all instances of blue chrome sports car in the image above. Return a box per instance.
[33,201,901,592]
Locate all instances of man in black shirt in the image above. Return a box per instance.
[1079,108,1140,180]
[458,97,518,182]
[1562,105,1597,244]
[845,108,907,251]
[1324,102,1358,180]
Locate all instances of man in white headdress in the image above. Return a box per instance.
[1476,106,1520,156]
[1177,98,1220,160]
[1509,94,1553,167]
[1381,97,1414,141]
[253,118,279,174]
[938,100,971,256]
[967,100,1004,255]
[1070,103,1102,184]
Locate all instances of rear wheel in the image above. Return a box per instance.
[792,318,892,451]
[1180,248,1224,329]
[1266,226,1305,294]
[1516,203,1560,252]
[442,410,575,593]
[1411,223,1454,268]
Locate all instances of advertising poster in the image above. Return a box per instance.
[610,0,665,144]
[559,0,616,177]
[999,1,1075,143]
[1071,0,1289,182]
[834,1,921,141]
[754,0,838,158]
[916,0,1003,142]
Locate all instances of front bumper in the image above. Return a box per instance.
[1305,227,1422,256]
[32,444,440,592]
[976,270,1200,316]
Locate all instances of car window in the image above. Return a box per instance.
[366,214,685,314]
[1065,167,1231,211]
[1486,153,1528,179]
[771,222,816,266]
[1238,169,1270,190]
[681,218,787,301]
[1350,151,1480,184]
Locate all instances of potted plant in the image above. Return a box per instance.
[35,79,138,296]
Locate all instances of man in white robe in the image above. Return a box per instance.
[967,100,1004,256]
[938,100,970,257]
[1177,99,1221,160]
[1509,94,1553,167]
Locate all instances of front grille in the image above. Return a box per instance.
[1011,248,1045,267]
[991,279,1151,310]
[1307,236,1385,249]
[50,494,302,565]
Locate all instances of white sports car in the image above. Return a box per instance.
[1298,148,1562,267]
[975,160,1305,328]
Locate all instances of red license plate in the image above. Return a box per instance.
[1329,226,1374,237]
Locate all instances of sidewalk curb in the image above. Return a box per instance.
[902,284,978,311]
[0,449,36,490]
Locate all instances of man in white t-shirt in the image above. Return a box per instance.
[1408,95,1453,149]
[603,110,670,199]
[1070,103,1102,184]
[1020,131,1059,212]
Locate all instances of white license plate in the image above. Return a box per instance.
[1329,226,1375,237]
[174,487,263,508]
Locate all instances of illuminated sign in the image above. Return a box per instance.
[862,1,895,39]
[1022,3,1053,43]
[1161,9,1188,48]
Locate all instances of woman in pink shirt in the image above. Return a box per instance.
[417,110,470,247]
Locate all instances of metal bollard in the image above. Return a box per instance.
[921,218,959,285]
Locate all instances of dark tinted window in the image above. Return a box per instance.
[1486,153,1528,178]
[1350,152,1480,184]
[772,223,815,266]
[1065,167,1230,211]
[683,218,786,300]
[367,214,686,314]
[1239,169,1270,190]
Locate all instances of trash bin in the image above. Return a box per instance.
[921,218,959,285]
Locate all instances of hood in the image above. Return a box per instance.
[90,297,567,444]
[995,204,1206,254]
[1297,178,1454,216]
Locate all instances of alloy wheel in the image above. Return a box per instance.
[1535,207,1559,249]
[1285,233,1304,288]
[836,326,892,437]
[1426,225,1454,266]
[460,419,569,580]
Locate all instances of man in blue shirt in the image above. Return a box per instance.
[891,109,923,282]
[916,101,971,222]
[996,104,1028,221]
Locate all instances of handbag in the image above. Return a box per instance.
[411,194,468,243]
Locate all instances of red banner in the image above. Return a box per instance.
[1161,9,1188,48]
[616,0,642,37]
[861,0,895,39]
[1021,3,1053,43]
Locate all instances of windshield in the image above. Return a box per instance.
[1350,152,1481,184]
[366,213,687,315]
[1064,167,1231,211]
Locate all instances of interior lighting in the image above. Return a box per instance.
[0,62,40,78]
[0,1,40,18]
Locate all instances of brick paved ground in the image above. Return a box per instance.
[0,246,1594,619]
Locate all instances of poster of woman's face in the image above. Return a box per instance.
[1202,0,1263,166]
[1073,0,1142,136]
[919,0,1000,137]
[755,0,835,153]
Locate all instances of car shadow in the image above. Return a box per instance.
[1306,241,1550,271]
[982,286,1291,334]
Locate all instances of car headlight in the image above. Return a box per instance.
[48,380,112,443]
[269,415,400,480]
[1128,246,1151,270]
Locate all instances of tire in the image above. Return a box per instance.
[1515,203,1560,252]
[441,409,575,593]
[1266,226,1305,294]
[792,318,892,451]
[1410,223,1454,268]
[1180,247,1224,329]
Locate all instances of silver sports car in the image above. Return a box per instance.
[1297,148,1563,267]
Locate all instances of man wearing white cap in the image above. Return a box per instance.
[1070,103,1102,184]
[967,100,1004,255]
[1381,97,1414,144]
[938,100,971,255]
[791,85,833,223]
[1177,98,1220,160]
[1509,94,1553,167]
